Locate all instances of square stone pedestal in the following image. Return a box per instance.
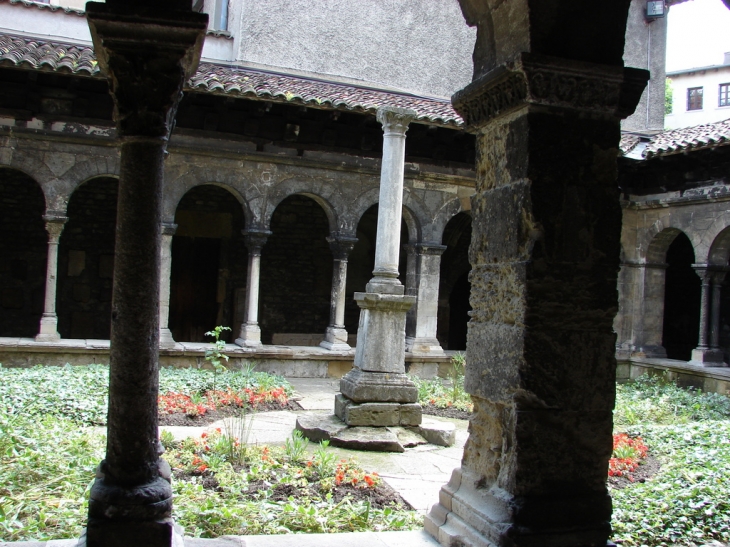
[335,393,421,426]
[690,347,727,367]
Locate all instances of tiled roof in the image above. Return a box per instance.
[1,0,84,16]
[619,134,641,155]
[0,33,463,128]
[644,118,730,158]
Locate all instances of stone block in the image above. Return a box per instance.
[330,426,404,452]
[415,417,456,447]
[83,517,180,547]
[295,413,347,443]
[67,250,85,276]
[344,402,400,426]
[389,426,428,448]
[399,403,422,426]
[340,368,418,403]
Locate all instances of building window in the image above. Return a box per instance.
[720,83,730,107]
[687,87,703,111]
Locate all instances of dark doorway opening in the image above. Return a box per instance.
[438,212,472,350]
[662,232,700,361]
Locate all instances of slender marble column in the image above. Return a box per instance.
[405,243,447,354]
[84,3,207,546]
[321,235,357,351]
[35,214,68,342]
[159,223,177,349]
[235,230,270,347]
[337,106,419,425]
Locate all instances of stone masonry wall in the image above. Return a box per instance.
[0,168,47,337]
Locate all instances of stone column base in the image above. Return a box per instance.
[159,328,178,349]
[426,468,614,547]
[334,393,421,426]
[320,326,351,351]
[690,347,727,367]
[340,368,418,403]
[35,315,61,342]
[405,336,444,355]
[235,323,262,347]
[80,517,184,547]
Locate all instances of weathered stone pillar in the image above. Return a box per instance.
[425,44,648,545]
[83,2,206,546]
[321,235,358,350]
[159,222,177,349]
[691,265,725,365]
[405,243,447,354]
[35,214,68,342]
[336,106,419,427]
[235,230,270,347]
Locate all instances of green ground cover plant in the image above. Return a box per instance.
[0,365,417,541]
[410,352,473,412]
[0,363,294,425]
[611,374,730,546]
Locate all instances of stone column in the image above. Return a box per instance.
[159,222,177,349]
[83,3,207,546]
[321,235,358,351]
[335,106,419,427]
[710,270,727,353]
[405,243,447,354]
[35,214,68,342]
[425,50,648,545]
[235,230,270,347]
[691,265,725,366]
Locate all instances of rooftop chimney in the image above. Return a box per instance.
[725,52,730,65]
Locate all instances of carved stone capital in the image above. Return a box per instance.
[43,214,68,242]
[243,230,272,255]
[86,2,208,138]
[161,222,178,236]
[376,106,416,136]
[326,235,358,260]
[452,53,649,129]
[416,243,447,257]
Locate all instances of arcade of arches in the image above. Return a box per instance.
[0,160,473,355]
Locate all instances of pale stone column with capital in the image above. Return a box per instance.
[336,106,420,426]
[709,269,727,358]
[35,214,68,342]
[405,243,447,354]
[235,230,270,347]
[158,222,177,349]
[321,235,358,351]
[691,265,727,366]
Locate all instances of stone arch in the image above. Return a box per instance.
[645,225,695,265]
[163,172,251,226]
[703,215,730,266]
[57,176,119,339]
[0,167,48,337]
[431,196,469,245]
[262,177,341,235]
[347,186,423,243]
[169,183,248,342]
[52,156,121,214]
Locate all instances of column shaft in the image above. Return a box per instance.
[159,222,177,349]
[235,231,269,347]
[321,236,357,351]
[405,243,446,354]
[691,267,726,366]
[36,215,68,342]
[710,273,725,350]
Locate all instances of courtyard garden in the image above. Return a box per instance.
[0,362,729,545]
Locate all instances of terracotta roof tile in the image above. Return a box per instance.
[644,118,730,158]
[0,33,463,128]
[619,134,641,155]
[1,0,84,16]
